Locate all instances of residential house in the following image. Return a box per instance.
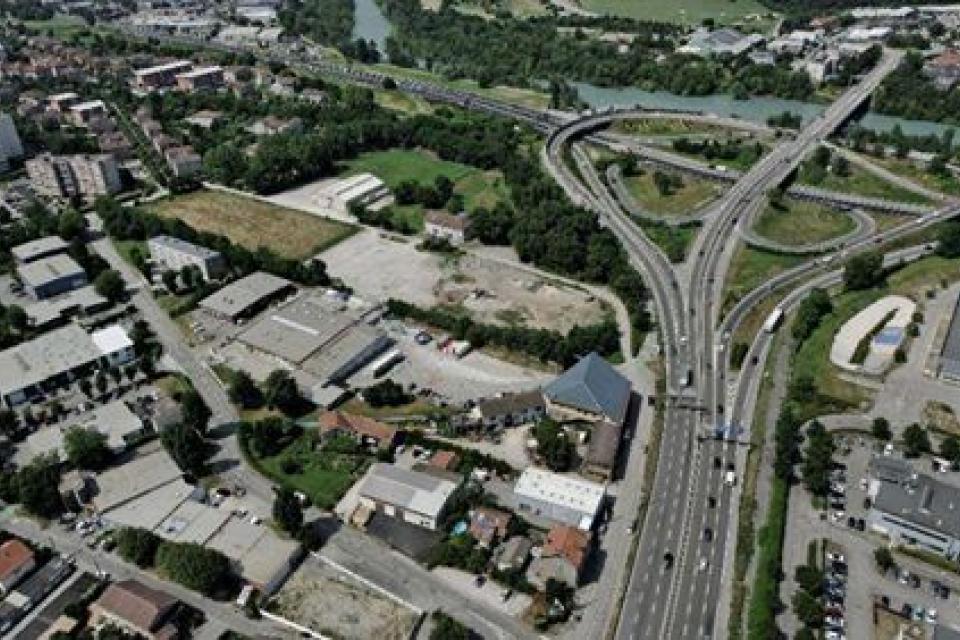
[925,49,960,90]
[469,506,512,548]
[0,540,36,594]
[89,580,179,640]
[318,411,399,451]
[423,210,471,245]
[354,463,459,530]
[474,389,545,428]
[526,525,592,589]
[494,535,532,572]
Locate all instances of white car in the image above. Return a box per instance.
[698,558,709,572]
[827,552,845,563]
[926,609,938,623]
[825,615,844,628]
[826,631,845,640]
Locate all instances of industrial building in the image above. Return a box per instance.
[89,580,180,640]
[316,173,393,214]
[199,271,294,322]
[23,286,110,330]
[16,254,88,300]
[423,211,472,246]
[236,292,394,387]
[354,463,460,530]
[148,235,227,281]
[94,449,302,595]
[0,323,135,407]
[868,469,960,558]
[513,467,606,530]
[940,293,960,383]
[678,28,765,57]
[11,236,69,264]
[26,399,146,458]
[544,352,631,426]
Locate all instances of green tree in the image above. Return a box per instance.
[791,589,824,628]
[93,269,126,302]
[843,252,884,291]
[228,370,263,409]
[936,221,960,259]
[115,527,162,568]
[263,370,301,414]
[430,610,470,640]
[791,288,832,343]
[272,487,303,535]
[902,423,931,457]
[64,427,112,470]
[871,417,892,441]
[874,546,896,574]
[161,423,210,476]
[180,389,211,433]
[14,454,63,518]
[155,541,231,594]
[533,419,575,472]
[941,435,960,466]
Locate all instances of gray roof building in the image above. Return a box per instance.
[868,455,917,485]
[11,236,69,264]
[870,472,960,558]
[0,324,101,406]
[583,420,624,480]
[17,254,87,300]
[199,271,293,321]
[148,235,226,281]
[356,463,459,530]
[940,293,960,382]
[544,352,631,425]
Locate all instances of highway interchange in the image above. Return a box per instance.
[108,29,960,639]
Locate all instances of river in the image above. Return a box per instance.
[352,0,393,53]
[573,82,958,139]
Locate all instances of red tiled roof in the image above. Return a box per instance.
[469,507,512,545]
[94,580,177,632]
[543,525,591,570]
[0,540,34,582]
[318,411,398,445]
[428,450,459,471]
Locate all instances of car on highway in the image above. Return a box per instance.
[663,552,674,570]
[707,496,716,508]
[698,558,709,572]
[703,528,713,542]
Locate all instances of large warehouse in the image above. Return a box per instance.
[0,323,135,407]
[236,292,393,386]
[940,293,960,383]
[513,468,606,531]
[199,271,294,322]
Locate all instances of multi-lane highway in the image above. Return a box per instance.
[546,50,907,640]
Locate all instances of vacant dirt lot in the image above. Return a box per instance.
[149,189,357,260]
[269,558,420,640]
[319,230,609,334]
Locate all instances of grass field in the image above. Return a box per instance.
[753,200,857,247]
[638,222,699,263]
[722,245,804,314]
[613,119,736,137]
[581,0,770,25]
[805,165,933,205]
[342,149,510,212]
[149,190,357,260]
[24,14,90,37]
[874,155,960,197]
[255,433,374,509]
[374,90,435,115]
[624,172,722,217]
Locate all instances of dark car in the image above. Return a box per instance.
[847,516,857,528]
[856,518,865,531]
[663,552,675,570]
[713,457,722,469]
[703,528,713,542]
[707,496,716,508]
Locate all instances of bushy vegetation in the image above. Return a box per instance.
[386,299,620,367]
[875,52,960,124]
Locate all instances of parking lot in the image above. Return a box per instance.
[783,433,960,639]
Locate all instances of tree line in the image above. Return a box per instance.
[874,52,960,124]
[386,298,620,367]
[94,196,331,287]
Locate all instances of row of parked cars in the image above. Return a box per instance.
[824,550,848,640]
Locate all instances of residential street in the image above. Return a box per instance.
[1,513,291,639]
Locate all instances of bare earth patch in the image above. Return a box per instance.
[319,230,609,334]
[268,558,419,640]
[923,400,960,436]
